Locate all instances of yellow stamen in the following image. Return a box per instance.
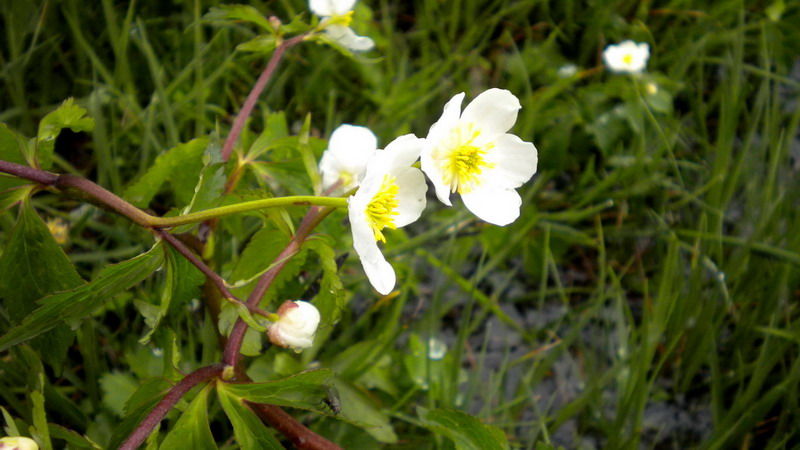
[440,124,495,194]
[46,217,70,245]
[366,175,400,242]
[327,11,354,27]
[622,53,633,65]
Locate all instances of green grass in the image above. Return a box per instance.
[2,0,800,448]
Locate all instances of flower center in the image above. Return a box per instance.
[366,175,400,242]
[622,53,633,66]
[327,10,354,27]
[440,124,495,194]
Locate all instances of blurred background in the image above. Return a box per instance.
[1,0,799,448]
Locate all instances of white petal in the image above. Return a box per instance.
[348,201,396,295]
[421,94,465,207]
[483,133,538,189]
[309,0,337,16]
[461,187,523,226]
[331,0,356,14]
[460,88,521,136]
[426,92,464,143]
[319,124,377,190]
[420,148,453,206]
[392,166,427,227]
[325,25,375,52]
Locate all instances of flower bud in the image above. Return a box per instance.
[0,437,39,450]
[268,301,320,352]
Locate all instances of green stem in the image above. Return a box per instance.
[150,196,348,228]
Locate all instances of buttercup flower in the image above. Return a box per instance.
[349,134,427,295]
[268,301,320,352]
[309,0,374,52]
[603,40,650,74]
[318,124,377,192]
[0,437,38,450]
[421,88,538,226]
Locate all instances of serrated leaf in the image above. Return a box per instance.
[175,139,227,233]
[124,138,208,208]
[216,381,283,450]
[31,389,53,450]
[36,98,94,170]
[324,378,397,443]
[418,408,508,450]
[220,369,333,410]
[47,424,102,449]
[0,200,83,370]
[159,384,217,450]
[1,406,21,436]
[99,372,140,418]
[0,243,164,352]
[305,238,345,325]
[297,114,321,194]
[203,5,275,32]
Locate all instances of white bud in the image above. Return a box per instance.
[0,437,39,450]
[268,301,321,352]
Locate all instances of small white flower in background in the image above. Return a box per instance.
[349,134,427,295]
[268,301,320,352]
[557,63,578,78]
[309,0,374,52]
[603,40,650,74]
[0,437,38,450]
[319,124,377,192]
[421,88,538,226]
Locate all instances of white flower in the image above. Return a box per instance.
[310,0,374,52]
[603,40,650,74]
[421,88,538,226]
[318,124,377,192]
[348,134,427,295]
[0,437,38,450]
[267,301,320,352]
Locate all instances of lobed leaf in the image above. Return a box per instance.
[36,98,94,170]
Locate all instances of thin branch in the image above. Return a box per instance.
[247,401,343,450]
[119,364,224,450]
[221,205,337,368]
[221,33,307,162]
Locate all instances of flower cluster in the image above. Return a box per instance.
[321,89,539,295]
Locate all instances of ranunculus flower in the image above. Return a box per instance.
[309,0,374,52]
[603,40,650,74]
[0,437,38,450]
[421,88,538,226]
[348,134,427,294]
[318,124,377,192]
[267,301,321,352]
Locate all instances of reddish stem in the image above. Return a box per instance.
[248,402,343,450]
[221,34,307,162]
[119,364,224,450]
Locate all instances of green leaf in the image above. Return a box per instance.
[236,35,277,54]
[418,408,508,450]
[220,369,333,410]
[218,302,263,357]
[0,243,164,352]
[216,381,283,450]
[297,114,321,194]
[107,378,172,449]
[0,123,30,166]
[304,237,345,325]
[229,227,291,287]
[48,423,102,449]
[159,384,217,450]
[0,184,32,214]
[124,138,208,208]
[174,138,227,233]
[324,378,397,443]
[36,98,94,170]
[203,5,275,32]
[0,200,83,370]
[1,406,21,436]
[99,372,140,418]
